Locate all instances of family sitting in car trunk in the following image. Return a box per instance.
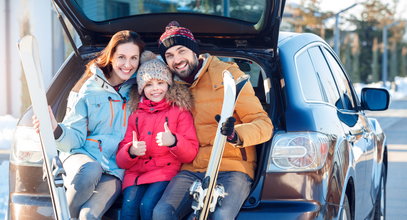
[34,20,273,220]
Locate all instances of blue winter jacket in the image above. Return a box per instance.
[56,65,135,180]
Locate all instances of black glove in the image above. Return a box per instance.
[215,115,238,143]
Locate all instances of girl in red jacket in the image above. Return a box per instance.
[116,57,199,220]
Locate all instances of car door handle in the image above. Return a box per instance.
[346,134,356,143]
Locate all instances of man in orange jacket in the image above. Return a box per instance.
[153,21,273,220]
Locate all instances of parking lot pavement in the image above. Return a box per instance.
[386,145,407,219]
[369,99,407,219]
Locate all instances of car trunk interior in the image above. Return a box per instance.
[49,46,276,215]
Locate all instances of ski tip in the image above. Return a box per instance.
[18,35,36,49]
[236,74,250,84]
[222,70,250,84]
[235,74,250,98]
[222,70,234,80]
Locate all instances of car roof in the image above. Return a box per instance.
[53,0,285,52]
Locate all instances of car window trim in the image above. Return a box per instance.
[320,45,361,110]
[293,42,361,114]
[294,42,334,105]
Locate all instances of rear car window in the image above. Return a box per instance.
[295,51,324,102]
[73,0,266,23]
[322,48,357,110]
[308,46,340,106]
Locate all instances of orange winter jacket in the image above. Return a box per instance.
[179,54,273,179]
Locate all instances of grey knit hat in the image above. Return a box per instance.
[137,58,173,94]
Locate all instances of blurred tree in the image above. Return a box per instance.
[348,0,394,83]
[190,0,264,23]
[343,35,352,77]
[351,33,361,83]
[389,40,398,82]
[286,0,332,37]
[371,38,380,82]
[401,47,407,77]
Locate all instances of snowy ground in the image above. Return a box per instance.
[0,115,17,219]
[354,76,407,101]
[0,78,406,218]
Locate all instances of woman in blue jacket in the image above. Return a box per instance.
[34,30,145,219]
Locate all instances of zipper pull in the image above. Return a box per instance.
[122,97,127,126]
[122,97,127,110]
[98,140,102,152]
[108,97,114,127]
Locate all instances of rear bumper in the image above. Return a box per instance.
[9,193,54,220]
[237,201,340,219]
[8,163,54,220]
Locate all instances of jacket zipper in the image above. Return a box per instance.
[87,138,103,152]
[122,98,127,127]
[108,96,122,127]
[116,89,129,127]
[98,75,130,127]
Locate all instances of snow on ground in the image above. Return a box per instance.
[0,161,9,219]
[0,78,406,218]
[354,76,407,101]
[0,115,18,150]
[0,115,16,219]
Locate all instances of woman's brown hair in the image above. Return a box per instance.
[72,30,145,92]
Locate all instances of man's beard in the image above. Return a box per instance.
[173,55,199,79]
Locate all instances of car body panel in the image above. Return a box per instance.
[9,163,54,220]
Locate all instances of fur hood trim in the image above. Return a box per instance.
[128,83,193,112]
[165,83,193,111]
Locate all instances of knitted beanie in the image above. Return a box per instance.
[158,21,199,63]
[137,58,173,94]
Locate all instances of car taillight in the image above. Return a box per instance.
[267,132,330,172]
[11,125,43,165]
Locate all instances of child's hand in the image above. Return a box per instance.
[130,131,147,156]
[156,122,176,147]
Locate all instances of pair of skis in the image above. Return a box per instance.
[18,35,71,220]
[190,71,250,220]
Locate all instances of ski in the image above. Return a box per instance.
[18,35,71,220]
[190,70,250,220]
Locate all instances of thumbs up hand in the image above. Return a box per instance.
[130,131,147,156]
[156,122,176,147]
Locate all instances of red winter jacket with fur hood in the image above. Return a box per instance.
[116,84,198,190]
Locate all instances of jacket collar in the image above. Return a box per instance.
[173,53,215,88]
[90,64,137,93]
[138,98,170,113]
[192,54,224,90]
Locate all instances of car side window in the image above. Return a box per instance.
[307,46,341,106]
[233,58,261,89]
[220,57,269,104]
[322,48,357,110]
[295,51,324,102]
